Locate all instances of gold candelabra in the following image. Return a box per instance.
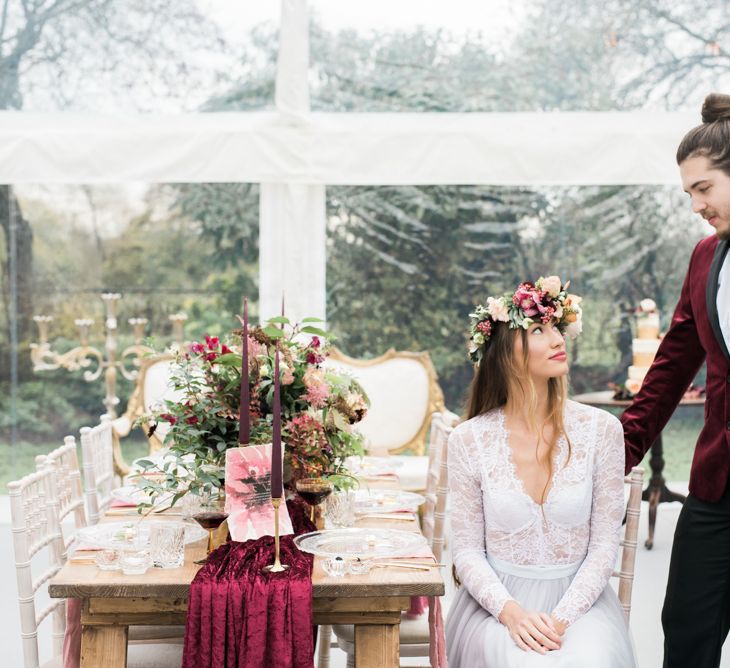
[29,293,188,418]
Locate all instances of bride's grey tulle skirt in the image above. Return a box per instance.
[445,559,637,668]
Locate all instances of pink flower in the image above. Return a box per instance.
[303,384,329,408]
[486,297,509,322]
[221,344,232,355]
[190,342,205,355]
[281,365,295,385]
[205,335,220,350]
[539,276,562,298]
[476,320,492,336]
[302,367,331,408]
[310,336,321,349]
[307,352,324,365]
[540,306,555,324]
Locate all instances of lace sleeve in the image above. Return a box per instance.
[450,426,515,619]
[551,414,625,625]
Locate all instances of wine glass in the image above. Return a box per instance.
[295,477,334,523]
[191,491,228,564]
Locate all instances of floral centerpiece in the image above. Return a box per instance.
[135,316,368,506]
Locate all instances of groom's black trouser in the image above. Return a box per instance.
[663,483,730,668]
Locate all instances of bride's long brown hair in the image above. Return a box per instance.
[465,320,571,504]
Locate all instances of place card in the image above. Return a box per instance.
[225,445,294,541]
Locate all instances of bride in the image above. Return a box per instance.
[445,276,636,667]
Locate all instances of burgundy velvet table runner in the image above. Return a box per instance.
[182,499,316,668]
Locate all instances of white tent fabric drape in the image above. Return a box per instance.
[0,110,697,186]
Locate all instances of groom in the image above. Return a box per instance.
[622,92,730,668]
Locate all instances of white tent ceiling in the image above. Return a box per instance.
[0,0,699,322]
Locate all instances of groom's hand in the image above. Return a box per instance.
[499,601,563,653]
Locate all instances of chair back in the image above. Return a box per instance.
[112,354,181,453]
[8,468,66,667]
[324,347,445,455]
[35,435,87,554]
[80,415,117,525]
[422,412,457,560]
[612,466,644,620]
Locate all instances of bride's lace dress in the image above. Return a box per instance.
[445,400,636,667]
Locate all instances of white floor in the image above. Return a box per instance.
[3,485,730,667]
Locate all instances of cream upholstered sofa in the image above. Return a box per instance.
[323,347,457,491]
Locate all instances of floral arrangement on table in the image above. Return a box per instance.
[135,316,368,505]
[467,275,583,363]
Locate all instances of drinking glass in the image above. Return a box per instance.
[325,489,356,528]
[295,477,334,523]
[150,522,186,568]
[191,491,228,563]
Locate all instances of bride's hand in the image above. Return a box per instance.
[550,614,568,636]
[498,601,563,653]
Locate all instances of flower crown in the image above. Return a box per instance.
[468,275,583,363]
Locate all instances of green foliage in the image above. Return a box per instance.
[0,377,110,441]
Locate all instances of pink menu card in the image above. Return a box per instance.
[225,444,294,541]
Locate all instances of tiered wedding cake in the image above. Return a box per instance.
[625,299,661,395]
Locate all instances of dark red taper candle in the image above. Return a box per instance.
[271,347,283,498]
[238,298,250,445]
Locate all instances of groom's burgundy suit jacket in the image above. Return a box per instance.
[622,235,730,503]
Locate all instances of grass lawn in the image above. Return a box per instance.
[0,409,705,490]
[0,432,150,489]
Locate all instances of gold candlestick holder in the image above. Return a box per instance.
[263,497,290,573]
[30,293,187,418]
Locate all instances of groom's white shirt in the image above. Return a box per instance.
[717,251,730,350]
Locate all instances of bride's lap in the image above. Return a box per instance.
[446,586,635,668]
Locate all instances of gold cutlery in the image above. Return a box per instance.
[369,562,431,571]
[357,513,416,521]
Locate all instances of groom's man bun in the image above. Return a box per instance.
[677,92,730,175]
[701,93,730,123]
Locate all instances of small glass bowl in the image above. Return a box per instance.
[119,549,152,575]
[348,558,372,575]
[321,556,348,577]
[95,548,121,571]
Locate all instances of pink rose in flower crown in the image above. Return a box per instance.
[539,275,562,298]
[486,296,510,322]
[513,284,542,317]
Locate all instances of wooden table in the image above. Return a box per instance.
[573,390,704,549]
[49,511,443,668]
